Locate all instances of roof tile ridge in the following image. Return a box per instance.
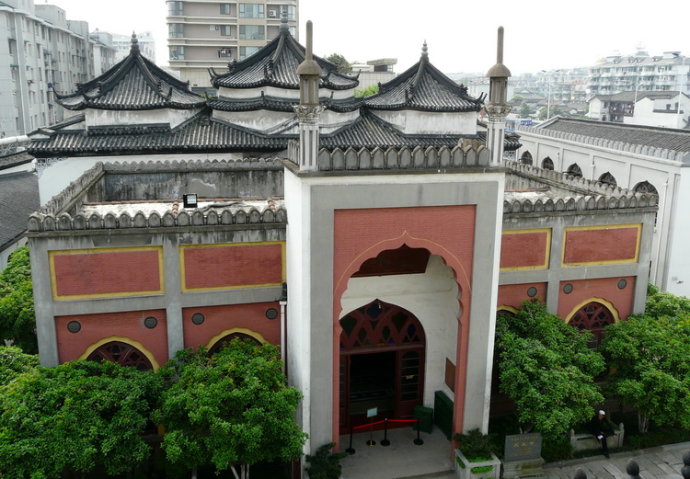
[133,55,167,99]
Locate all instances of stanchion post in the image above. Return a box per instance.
[381,418,390,447]
[366,422,376,447]
[346,426,355,455]
[413,419,424,445]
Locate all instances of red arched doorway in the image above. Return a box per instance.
[569,301,615,347]
[209,332,262,354]
[339,299,425,433]
[86,341,153,371]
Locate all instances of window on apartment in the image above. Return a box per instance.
[169,23,184,38]
[218,47,234,58]
[240,46,260,60]
[239,25,264,40]
[167,1,183,15]
[239,3,264,18]
[219,25,233,36]
[220,3,233,15]
[169,45,185,61]
[282,5,297,20]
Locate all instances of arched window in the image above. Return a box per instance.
[633,181,658,196]
[566,163,582,178]
[542,157,554,170]
[520,151,533,165]
[598,172,617,188]
[87,341,153,371]
[209,332,262,354]
[569,302,615,347]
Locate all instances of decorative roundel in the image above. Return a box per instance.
[67,321,81,333]
[526,287,538,298]
[617,279,627,290]
[144,316,158,329]
[563,283,574,294]
[191,313,205,325]
[265,308,279,320]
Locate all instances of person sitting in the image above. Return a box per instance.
[589,409,615,458]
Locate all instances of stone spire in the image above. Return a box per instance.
[130,31,140,55]
[294,21,324,171]
[485,26,512,166]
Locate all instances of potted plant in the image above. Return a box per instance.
[453,429,501,479]
[305,443,348,479]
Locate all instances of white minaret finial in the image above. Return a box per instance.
[485,26,512,166]
[294,20,324,171]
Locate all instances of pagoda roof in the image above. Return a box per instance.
[211,28,359,90]
[208,95,361,113]
[55,34,205,111]
[365,44,483,112]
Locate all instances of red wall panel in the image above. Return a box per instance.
[183,243,283,290]
[557,277,636,322]
[563,226,640,265]
[498,283,547,309]
[52,248,161,298]
[500,230,549,270]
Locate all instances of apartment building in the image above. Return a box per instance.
[166,0,299,88]
[0,0,116,137]
[588,50,690,97]
[111,31,156,63]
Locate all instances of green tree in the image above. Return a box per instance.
[325,53,352,74]
[0,346,38,386]
[354,83,379,98]
[495,301,605,440]
[601,291,690,433]
[0,247,36,353]
[519,103,532,118]
[155,340,306,479]
[0,360,162,479]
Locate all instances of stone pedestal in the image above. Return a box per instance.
[502,433,545,479]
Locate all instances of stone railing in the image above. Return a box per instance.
[517,125,689,163]
[288,142,493,171]
[28,206,288,233]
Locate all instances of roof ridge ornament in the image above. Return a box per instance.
[280,8,289,32]
[130,31,140,55]
[421,40,428,60]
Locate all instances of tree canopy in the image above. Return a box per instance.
[0,247,37,353]
[354,83,379,98]
[0,360,162,479]
[154,340,306,479]
[601,286,690,433]
[325,53,352,74]
[495,300,605,439]
[0,346,37,386]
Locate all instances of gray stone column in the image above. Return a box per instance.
[163,237,185,357]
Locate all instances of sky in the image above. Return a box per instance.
[41,0,690,75]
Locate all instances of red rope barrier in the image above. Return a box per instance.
[351,418,418,430]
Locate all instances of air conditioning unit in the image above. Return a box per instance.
[268,10,277,18]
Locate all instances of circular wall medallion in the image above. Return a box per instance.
[527,287,538,298]
[144,316,158,329]
[617,279,627,290]
[67,321,81,333]
[563,283,574,294]
[265,308,279,320]
[191,313,205,325]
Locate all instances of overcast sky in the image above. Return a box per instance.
[43,0,689,75]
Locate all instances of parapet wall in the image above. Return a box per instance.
[518,125,689,163]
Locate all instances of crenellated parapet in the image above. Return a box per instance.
[100,158,283,173]
[504,162,658,216]
[287,144,492,171]
[517,125,689,163]
[28,206,288,233]
[38,162,106,216]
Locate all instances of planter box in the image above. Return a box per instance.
[454,450,501,479]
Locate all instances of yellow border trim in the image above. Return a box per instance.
[561,224,642,267]
[564,297,621,324]
[78,336,160,370]
[497,305,519,315]
[179,241,286,292]
[49,246,164,301]
[206,328,268,350]
[500,228,552,271]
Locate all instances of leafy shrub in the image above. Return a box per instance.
[305,443,348,479]
[454,428,493,460]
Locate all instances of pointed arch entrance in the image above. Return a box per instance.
[339,299,426,433]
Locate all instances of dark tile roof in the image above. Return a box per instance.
[55,34,205,111]
[27,109,285,156]
[208,95,361,113]
[211,29,359,91]
[540,117,690,152]
[0,172,39,250]
[365,45,483,112]
[0,151,33,172]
